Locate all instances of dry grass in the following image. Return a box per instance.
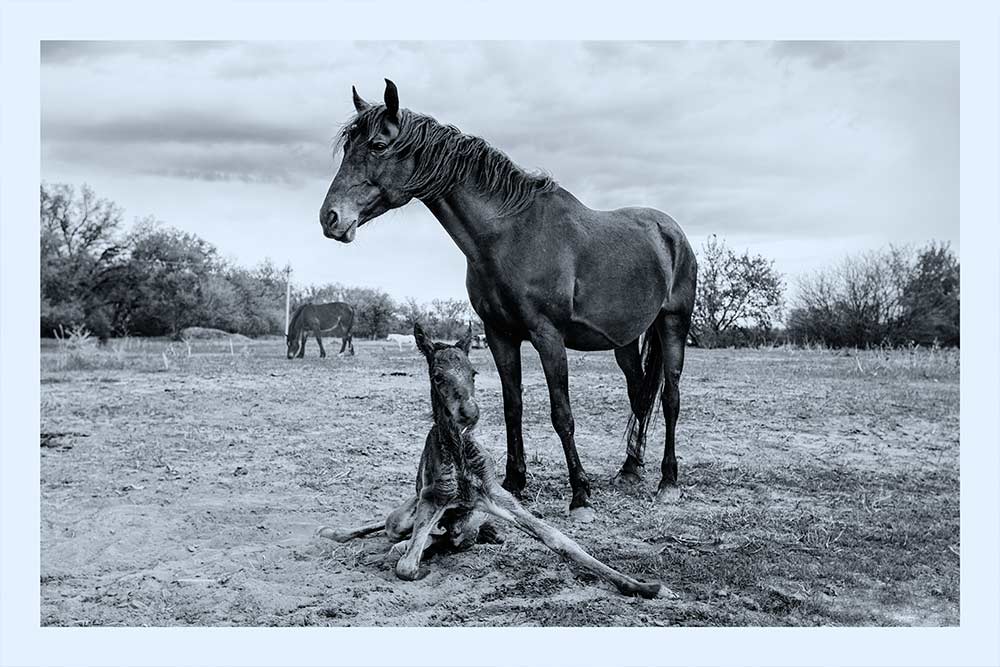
[40,340,959,627]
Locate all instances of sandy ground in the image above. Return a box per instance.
[39,338,959,626]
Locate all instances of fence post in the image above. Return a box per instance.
[283,264,292,337]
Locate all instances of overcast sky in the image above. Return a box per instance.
[41,41,958,302]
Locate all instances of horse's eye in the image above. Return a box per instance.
[371,140,388,152]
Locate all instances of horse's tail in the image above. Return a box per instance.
[624,321,663,457]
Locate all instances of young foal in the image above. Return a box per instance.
[318,324,662,598]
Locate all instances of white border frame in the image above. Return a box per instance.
[2,1,997,666]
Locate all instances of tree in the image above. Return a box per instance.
[430,298,470,338]
[118,220,221,336]
[899,241,959,346]
[40,183,126,337]
[787,242,958,348]
[691,235,784,347]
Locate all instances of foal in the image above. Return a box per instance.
[318,324,663,598]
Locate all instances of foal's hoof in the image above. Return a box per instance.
[611,469,643,487]
[316,526,352,542]
[395,560,426,581]
[569,505,596,523]
[654,484,682,505]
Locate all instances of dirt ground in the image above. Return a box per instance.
[39,337,959,626]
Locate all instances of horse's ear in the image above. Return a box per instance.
[383,78,399,120]
[413,322,435,359]
[456,324,473,355]
[352,85,370,113]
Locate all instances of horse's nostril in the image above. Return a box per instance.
[327,210,339,227]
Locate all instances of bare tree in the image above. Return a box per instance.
[692,235,784,347]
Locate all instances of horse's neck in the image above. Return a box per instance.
[429,395,467,461]
[422,185,511,265]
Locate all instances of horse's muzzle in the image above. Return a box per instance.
[320,209,358,243]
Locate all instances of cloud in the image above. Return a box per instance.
[40,41,958,298]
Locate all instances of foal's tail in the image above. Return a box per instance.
[624,320,663,457]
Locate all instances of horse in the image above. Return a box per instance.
[319,80,697,521]
[286,302,356,359]
[318,323,664,598]
[386,333,416,351]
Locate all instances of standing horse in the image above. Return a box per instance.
[287,302,356,359]
[319,80,697,520]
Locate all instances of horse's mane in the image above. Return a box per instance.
[337,106,556,216]
[287,303,309,341]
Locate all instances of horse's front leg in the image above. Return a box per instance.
[394,496,448,581]
[315,330,326,358]
[530,325,594,522]
[485,327,526,497]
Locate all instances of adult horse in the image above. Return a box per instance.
[319,80,697,520]
[287,302,355,359]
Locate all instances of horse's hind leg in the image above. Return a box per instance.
[654,312,691,503]
[338,336,349,355]
[612,339,646,486]
[480,485,662,598]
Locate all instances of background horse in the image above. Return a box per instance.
[287,302,356,359]
[319,80,697,520]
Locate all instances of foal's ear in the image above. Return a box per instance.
[455,324,473,355]
[413,322,435,359]
[352,85,370,113]
[383,78,399,120]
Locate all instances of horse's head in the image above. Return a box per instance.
[414,322,478,431]
[320,79,415,243]
[286,332,302,359]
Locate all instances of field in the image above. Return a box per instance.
[39,336,960,626]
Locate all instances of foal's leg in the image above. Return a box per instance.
[530,326,593,521]
[315,495,418,543]
[338,335,349,355]
[315,330,326,358]
[612,339,646,486]
[480,485,661,598]
[297,332,306,358]
[395,497,448,581]
[485,327,527,497]
[348,335,355,356]
[654,312,690,504]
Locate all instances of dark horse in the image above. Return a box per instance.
[319,80,697,520]
[286,302,356,359]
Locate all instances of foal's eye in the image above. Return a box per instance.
[370,140,388,152]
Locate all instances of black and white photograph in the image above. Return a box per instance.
[35,38,962,627]
[2,2,999,665]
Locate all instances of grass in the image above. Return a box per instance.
[39,338,959,626]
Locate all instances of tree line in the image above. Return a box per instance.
[41,183,959,347]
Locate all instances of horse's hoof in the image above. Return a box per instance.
[611,469,643,487]
[654,485,682,505]
[569,505,597,523]
[501,477,526,498]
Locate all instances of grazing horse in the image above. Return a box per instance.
[286,302,355,359]
[318,324,663,598]
[319,80,697,520]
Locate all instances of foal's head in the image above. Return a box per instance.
[414,323,478,431]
